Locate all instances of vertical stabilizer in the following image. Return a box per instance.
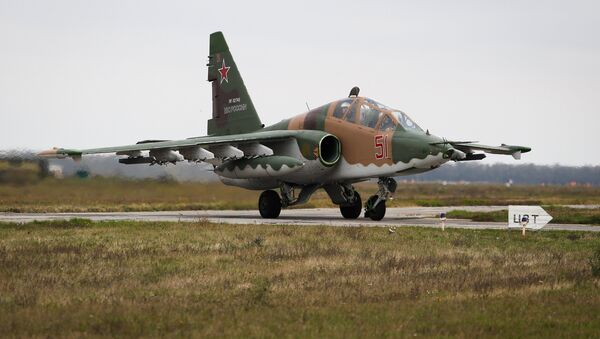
[207,32,262,135]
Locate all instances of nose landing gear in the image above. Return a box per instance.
[364,177,397,221]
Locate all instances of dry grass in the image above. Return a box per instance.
[1,178,600,213]
[1,220,599,337]
[0,178,261,212]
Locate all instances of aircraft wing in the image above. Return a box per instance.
[449,142,531,160]
[39,130,310,164]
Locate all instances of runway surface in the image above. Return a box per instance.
[1,206,598,232]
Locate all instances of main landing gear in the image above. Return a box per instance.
[258,183,320,219]
[364,177,397,221]
[258,179,397,221]
[339,188,362,219]
[258,190,281,218]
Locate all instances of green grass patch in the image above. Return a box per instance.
[447,206,600,225]
[447,209,508,222]
[1,177,600,212]
[1,220,600,337]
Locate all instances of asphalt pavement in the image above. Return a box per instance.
[1,206,597,232]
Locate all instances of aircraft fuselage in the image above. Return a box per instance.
[219,96,453,189]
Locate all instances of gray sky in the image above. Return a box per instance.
[1,0,598,165]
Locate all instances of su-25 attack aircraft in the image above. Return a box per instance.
[40,32,531,221]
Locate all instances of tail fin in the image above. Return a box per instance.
[207,32,263,136]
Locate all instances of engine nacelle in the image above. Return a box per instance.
[291,131,341,167]
[216,156,304,179]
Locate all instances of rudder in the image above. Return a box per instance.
[207,32,263,135]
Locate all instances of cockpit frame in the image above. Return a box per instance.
[329,97,423,133]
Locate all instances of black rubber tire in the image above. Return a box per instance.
[340,192,362,219]
[258,190,282,218]
[366,195,386,221]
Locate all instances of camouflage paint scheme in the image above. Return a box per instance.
[40,31,531,218]
[264,98,455,182]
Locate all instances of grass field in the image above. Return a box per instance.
[1,177,600,213]
[447,206,600,225]
[1,219,599,337]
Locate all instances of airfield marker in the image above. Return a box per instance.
[520,215,529,236]
[440,212,446,231]
[508,206,552,233]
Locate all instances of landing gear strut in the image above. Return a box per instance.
[364,177,397,221]
[323,183,363,219]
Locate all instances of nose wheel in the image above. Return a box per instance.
[365,195,386,221]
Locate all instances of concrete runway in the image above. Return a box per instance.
[1,206,598,232]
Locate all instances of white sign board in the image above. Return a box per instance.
[508,205,553,230]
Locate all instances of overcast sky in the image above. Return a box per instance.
[1,0,598,166]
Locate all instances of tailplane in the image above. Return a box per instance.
[207,32,263,135]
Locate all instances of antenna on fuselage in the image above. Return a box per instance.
[305,102,310,111]
[349,86,360,98]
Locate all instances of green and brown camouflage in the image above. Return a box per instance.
[207,32,262,136]
[216,156,304,179]
[39,31,531,220]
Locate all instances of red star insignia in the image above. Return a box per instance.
[218,59,230,84]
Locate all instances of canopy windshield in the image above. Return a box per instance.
[364,98,423,132]
[331,97,424,133]
[392,110,423,132]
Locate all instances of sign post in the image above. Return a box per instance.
[520,215,529,236]
[508,206,553,232]
[440,212,447,231]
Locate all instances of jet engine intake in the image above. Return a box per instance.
[318,134,341,166]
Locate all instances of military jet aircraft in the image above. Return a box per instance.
[40,31,531,221]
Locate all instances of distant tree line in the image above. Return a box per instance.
[1,150,598,186]
[408,163,600,186]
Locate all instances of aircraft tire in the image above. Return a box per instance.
[258,190,282,218]
[365,195,386,221]
[340,192,362,219]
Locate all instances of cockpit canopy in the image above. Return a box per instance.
[331,97,423,132]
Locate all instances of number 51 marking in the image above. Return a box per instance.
[374,135,389,159]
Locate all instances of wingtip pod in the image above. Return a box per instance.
[502,144,532,154]
[503,144,532,160]
[38,148,82,160]
[38,147,64,158]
